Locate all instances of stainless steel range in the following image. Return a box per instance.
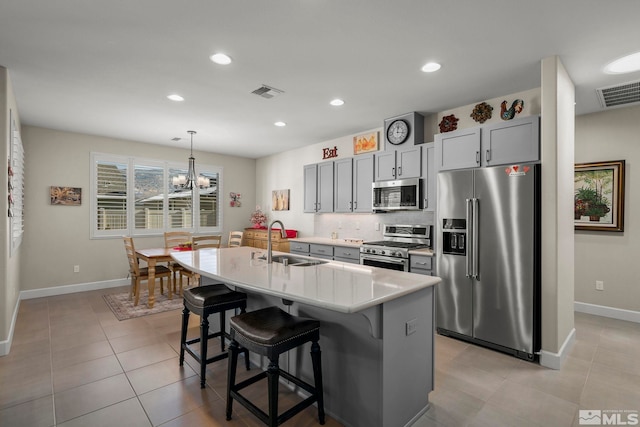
[360,224,432,271]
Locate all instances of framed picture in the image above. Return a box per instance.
[50,186,82,206]
[353,131,379,155]
[272,189,290,211]
[574,160,625,232]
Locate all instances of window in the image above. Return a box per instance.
[91,153,222,238]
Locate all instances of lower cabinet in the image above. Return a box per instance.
[409,254,434,275]
[289,241,361,264]
[243,228,290,252]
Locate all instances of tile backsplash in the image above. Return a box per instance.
[313,211,435,242]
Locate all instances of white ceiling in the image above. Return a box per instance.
[1,0,639,159]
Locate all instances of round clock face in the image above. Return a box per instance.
[387,119,410,145]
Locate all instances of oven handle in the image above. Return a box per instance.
[361,254,407,265]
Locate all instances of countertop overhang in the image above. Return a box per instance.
[171,246,440,314]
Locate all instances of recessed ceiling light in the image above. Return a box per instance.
[274,121,287,127]
[330,98,345,106]
[210,53,232,65]
[605,51,640,74]
[421,62,441,73]
[167,94,184,102]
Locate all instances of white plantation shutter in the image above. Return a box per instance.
[199,171,219,228]
[134,163,164,231]
[9,112,24,255]
[91,153,221,238]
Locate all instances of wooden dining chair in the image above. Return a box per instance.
[164,231,193,296]
[228,231,243,247]
[192,235,222,249]
[123,236,172,306]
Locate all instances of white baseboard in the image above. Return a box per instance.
[574,301,640,323]
[19,278,129,300]
[0,278,129,356]
[539,327,576,370]
[0,298,21,356]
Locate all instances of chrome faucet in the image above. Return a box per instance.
[267,220,287,263]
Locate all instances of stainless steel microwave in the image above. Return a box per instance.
[372,178,423,212]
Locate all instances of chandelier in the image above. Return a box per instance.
[172,130,210,189]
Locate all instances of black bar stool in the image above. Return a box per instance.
[179,284,250,388]
[226,306,325,427]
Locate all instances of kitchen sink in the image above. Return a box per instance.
[271,255,328,267]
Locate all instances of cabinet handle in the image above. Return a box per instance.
[423,198,428,209]
[353,201,357,210]
[476,151,480,164]
[349,201,352,210]
[392,167,395,176]
[485,149,491,162]
[398,166,402,176]
[416,261,428,265]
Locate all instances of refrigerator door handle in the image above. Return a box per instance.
[472,198,479,279]
[466,198,473,278]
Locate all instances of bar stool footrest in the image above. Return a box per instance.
[230,368,319,426]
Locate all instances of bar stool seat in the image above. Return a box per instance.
[226,306,325,426]
[179,284,250,388]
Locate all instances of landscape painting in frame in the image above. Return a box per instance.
[272,189,290,211]
[50,186,82,206]
[353,131,379,155]
[574,160,625,232]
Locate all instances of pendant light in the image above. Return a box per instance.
[185,130,197,189]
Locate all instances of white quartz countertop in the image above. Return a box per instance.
[171,246,440,314]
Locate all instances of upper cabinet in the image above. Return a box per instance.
[435,115,540,171]
[434,127,481,170]
[422,142,436,211]
[481,115,540,166]
[334,155,374,213]
[375,146,422,181]
[304,162,334,213]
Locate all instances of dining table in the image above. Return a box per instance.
[135,247,184,308]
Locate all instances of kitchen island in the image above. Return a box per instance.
[171,246,440,427]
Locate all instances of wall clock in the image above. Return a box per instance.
[386,119,409,145]
[384,112,424,147]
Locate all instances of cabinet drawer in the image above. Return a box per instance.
[332,246,360,261]
[334,256,360,265]
[243,230,257,239]
[410,255,432,271]
[289,242,310,253]
[310,244,333,257]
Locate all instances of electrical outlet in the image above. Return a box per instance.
[595,280,604,291]
[73,265,80,273]
[355,221,360,230]
[338,221,342,229]
[406,319,418,336]
[375,222,380,231]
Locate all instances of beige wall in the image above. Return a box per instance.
[1,67,22,346]
[575,105,640,311]
[20,126,256,291]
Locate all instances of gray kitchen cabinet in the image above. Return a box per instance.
[375,146,422,181]
[290,241,310,256]
[332,245,361,264]
[435,116,540,172]
[421,142,436,211]
[434,127,481,171]
[481,115,540,166]
[310,243,333,260]
[304,162,334,213]
[409,254,434,275]
[335,155,374,213]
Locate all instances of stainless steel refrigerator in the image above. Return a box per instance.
[436,164,540,361]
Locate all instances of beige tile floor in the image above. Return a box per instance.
[0,287,639,427]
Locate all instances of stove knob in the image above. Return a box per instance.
[380,250,385,255]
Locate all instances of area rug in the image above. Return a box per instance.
[103,288,185,321]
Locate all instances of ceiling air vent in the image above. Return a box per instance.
[251,84,285,99]
[170,137,182,141]
[596,80,640,109]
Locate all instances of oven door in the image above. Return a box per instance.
[360,253,408,271]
